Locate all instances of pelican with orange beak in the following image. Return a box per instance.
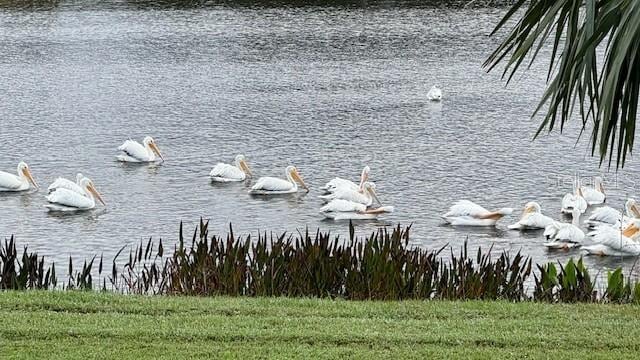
[249,166,308,195]
[583,220,640,256]
[210,154,253,182]
[116,136,164,163]
[45,178,106,211]
[0,162,38,191]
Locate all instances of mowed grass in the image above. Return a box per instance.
[1,292,639,359]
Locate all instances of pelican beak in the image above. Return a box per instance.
[291,170,309,192]
[22,168,39,189]
[88,184,106,206]
[632,204,640,218]
[149,142,165,162]
[368,186,382,206]
[239,160,253,178]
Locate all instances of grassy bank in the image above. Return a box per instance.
[1,291,640,359]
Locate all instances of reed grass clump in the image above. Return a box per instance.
[2,220,640,304]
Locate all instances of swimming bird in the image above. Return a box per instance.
[0,162,38,192]
[561,179,587,215]
[48,173,86,194]
[543,208,585,249]
[580,176,606,205]
[441,200,513,226]
[320,199,394,220]
[318,181,379,206]
[507,201,554,230]
[45,178,105,211]
[584,199,640,229]
[117,136,164,163]
[583,222,640,257]
[249,166,308,195]
[321,166,370,194]
[427,85,442,101]
[210,155,252,182]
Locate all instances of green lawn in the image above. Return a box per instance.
[1,292,639,359]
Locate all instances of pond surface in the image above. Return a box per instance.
[1,3,639,282]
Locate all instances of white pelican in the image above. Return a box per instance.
[507,202,554,230]
[580,176,606,205]
[319,181,379,206]
[321,166,370,194]
[0,162,38,192]
[320,199,394,220]
[543,208,585,249]
[561,179,587,215]
[45,178,105,211]
[427,85,442,101]
[117,136,164,163]
[584,199,640,229]
[583,222,640,257]
[441,200,513,226]
[249,166,308,195]
[210,155,252,182]
[48,173,85,194]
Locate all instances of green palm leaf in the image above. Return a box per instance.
[485,0,640,168]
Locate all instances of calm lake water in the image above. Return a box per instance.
[1,3,639,281]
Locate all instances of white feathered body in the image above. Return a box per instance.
[210,163,246,182]
[442,200,512,226]
[580,186,605,205]
[45,188,96,211]
[249,177,296,194]
[583,226,640,256]
[0,171,29,191]
[117,140,156,162]
[560,193,587,214]
[319,187,372,205]
[543,221,585,249]
[48,177,83,194]
[508,212,555,230]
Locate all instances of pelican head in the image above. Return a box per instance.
[626,198,640,218]
[17,161,38,189]
[76,173,85,184]
[523,202,542,214]
[287,166,308,192]
[143,136,164,161]
[235,154,252,177]
[81,178,106,206]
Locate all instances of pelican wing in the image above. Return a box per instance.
[555,224,585,244]
[510,213,554,230]
[251,177,294,192]
[320,199,367,213]
[46,188,94,209]
[319,188,369,205]
[585,206,620,226]
[443,200,489,218]
[0,171,22,190]
[48,177,83,194]
[581,187,606,205]
[322,178,358,192]
[118,140,149,161]
[561,193,587,213]
[210,163,245,181]
[588,226,639,250]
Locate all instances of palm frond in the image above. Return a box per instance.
[485,0,640,168]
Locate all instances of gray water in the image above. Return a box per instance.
[1,3,639,280]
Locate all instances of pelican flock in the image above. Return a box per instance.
[5,132,640,259]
